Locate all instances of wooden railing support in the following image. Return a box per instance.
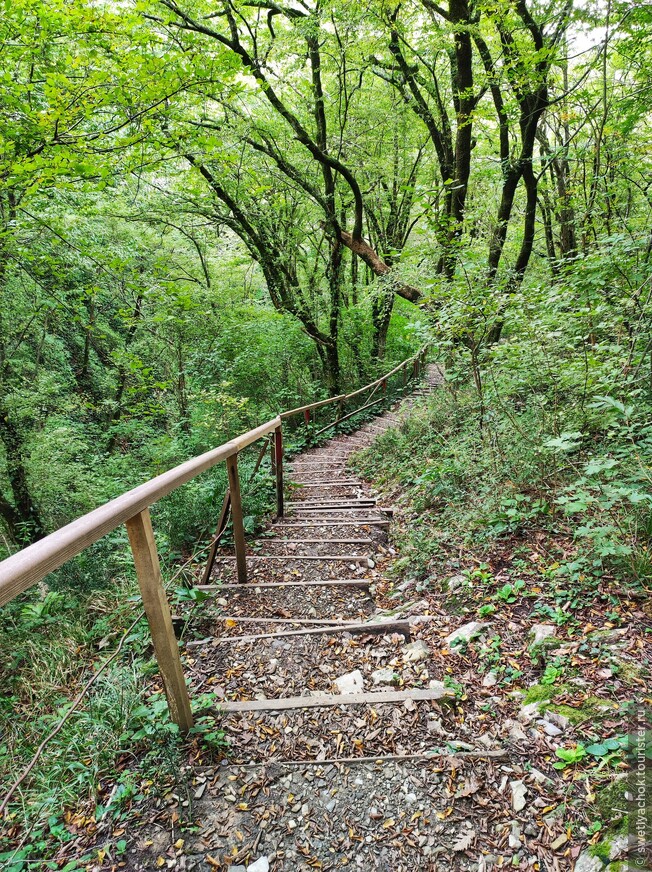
[125,509,193,732]
[226,453,248,584]
[201,490,231,585]
[274,425,284,518]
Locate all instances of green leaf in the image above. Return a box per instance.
[586,743,608,757]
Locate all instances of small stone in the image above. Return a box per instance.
[544,710,570,731]
[574,851,604,872]
[445,622,486,647]
[403,640,430,662]
[529,768,550,784]
[335,669,364,694]
[518,702,542,722]
[427,679,450,696]
[482,672,498,687]
[608,835,629,860]
[371,667,397,686]
[447,574,466,592]
[538,720,563,737]
[510,780,527,811]
[506,719,529,742]
[529,624,556,645]
[287,820,297,831]
[248,859,270,872]
[550,833,568,850]
[509,821,521,849]
[229,867,246,872]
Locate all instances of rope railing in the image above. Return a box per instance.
[0,344,429,731]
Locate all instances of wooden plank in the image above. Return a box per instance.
[214,618,410,645]
[218,616,363,625]
[226,453,248,584]
[217,687,452,713]
[125,509,193,732]
[291,481,360,487]
[230,749,508,768]
[289,499,376,507]
[270,520,389,527]
[264,538,373,544]
[198,579,371,590]
[213,554,369,562]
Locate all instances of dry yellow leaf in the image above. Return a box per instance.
[174,838,184,849]
[156,857,166,869]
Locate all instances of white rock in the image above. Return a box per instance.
[529,767,550,784]
[248,860,270,872]
[544,710,570,731]
[482,672,498,687]
[529,624,556,645]
[608,835,629,860]
[505,719,529,742]
[539,720,563,737]
[403,640,430,662]
[371,667,396,686]
[518,702,542,723]
[510,780,527,811]
[428,679,449,696]
[508,821,521,849]
[447,574,466,591]
[574,851,604,872]
[335,669,364,694]
[445,622,486,647]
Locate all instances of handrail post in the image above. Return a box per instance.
[226,452,248,584]
[274,424,284,517]
[270,432,276,476]
[201,490,231,585]
[125,508,193,732]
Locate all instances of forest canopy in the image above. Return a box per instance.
[0,0,649,553]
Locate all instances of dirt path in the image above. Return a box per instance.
[128,366,625,872]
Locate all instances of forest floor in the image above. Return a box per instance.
[84,367,643,871]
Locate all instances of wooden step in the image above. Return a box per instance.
[199,579,372,590]
[213,554,370,562]
[289,499,376,507]
[214,618,411,644]
[271,519,390,527]
[217,687,454,713]
[290,481,361,487]
[263,538,373,544]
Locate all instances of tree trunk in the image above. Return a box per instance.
[0,404,46,545]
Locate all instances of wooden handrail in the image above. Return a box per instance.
[0,343,428,730]
[279,345,427,420]
[0,415,280,607]
[280,394,347,420]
